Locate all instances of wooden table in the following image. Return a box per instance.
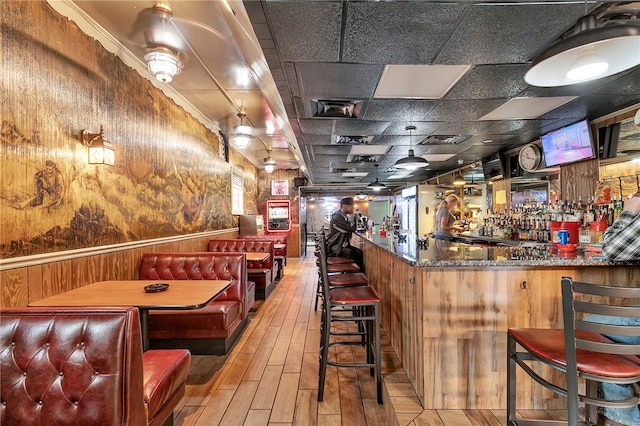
[30,279,231,350]
[274,243,286,250]
[246,252,270,262]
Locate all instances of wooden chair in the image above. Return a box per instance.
[507,277,640,425]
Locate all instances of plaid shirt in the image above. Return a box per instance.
[602,211,640,261]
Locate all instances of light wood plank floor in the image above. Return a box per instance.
[172,256,626,426]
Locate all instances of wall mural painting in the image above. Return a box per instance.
[1,2,259,260]
[0,119,244,259]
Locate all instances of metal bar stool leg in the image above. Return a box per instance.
[507,332,517,425]
[375,302,382,404]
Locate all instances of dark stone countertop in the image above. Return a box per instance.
[354,232,637,268]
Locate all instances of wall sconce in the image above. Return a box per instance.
[80,125,115,166]
[232,110,253,149]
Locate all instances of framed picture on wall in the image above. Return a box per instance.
[271,180,288,196]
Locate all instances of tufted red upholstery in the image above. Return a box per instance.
[0,307,190,426]
[237,234,287,268]
[139,253,252,355]
[207,240,278,299]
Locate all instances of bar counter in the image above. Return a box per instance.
[353,232,640,410]
[361,232,622,268]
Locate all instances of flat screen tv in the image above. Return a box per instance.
[482,151,505,181]
[541,119,595,167]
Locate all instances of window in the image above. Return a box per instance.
[231,171,243,215]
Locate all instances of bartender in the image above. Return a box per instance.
[434,194,464,239]
[327,197,364,272]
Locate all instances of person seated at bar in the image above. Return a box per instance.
[603,193,640,261]
[595,193,640,425]
[433,194,464,240]
[327,197,364,272]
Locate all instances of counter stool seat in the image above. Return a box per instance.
[329,286,379,305]
[328,272,369,287]
[327,262,360,273]
[327,257,355,264]
[509,328,640,379]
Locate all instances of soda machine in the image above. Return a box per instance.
[265,200,291,233]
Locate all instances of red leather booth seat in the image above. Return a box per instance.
[237,234,288,275]
[139,253,253,355]
[0,307,190,426]
[207,240,278,299]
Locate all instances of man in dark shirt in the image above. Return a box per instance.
[327,197,364,272]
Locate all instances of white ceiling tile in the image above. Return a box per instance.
[349,145,391,156]
[374,65,472,100]
[479,96,578,120]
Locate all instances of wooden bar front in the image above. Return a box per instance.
[356,235,640,410]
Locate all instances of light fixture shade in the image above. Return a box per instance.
[264,155,276,173]
[81,127,115,166]
[394,149,429,170]
[232,124,253,149]
[525,16,640,87]
[144,48,183,83]
[355,192,368,200]
[88,139,115,166]
[453,174,466,186]
[367,178,387,191]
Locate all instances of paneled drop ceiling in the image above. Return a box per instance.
[58,1,640,189]
[244,0,640,188]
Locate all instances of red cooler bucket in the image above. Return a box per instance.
[560,221,580,245]
[550,221,562,246]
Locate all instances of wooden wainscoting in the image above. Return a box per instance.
[1,229,238,308]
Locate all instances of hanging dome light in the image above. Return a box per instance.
[453,173,466,186]
[525,15,640,87]
[355,192,368,200]
[394,125,429,170]
[367,164,387,191]
[232,110,253,149]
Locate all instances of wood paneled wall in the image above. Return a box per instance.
[561,158,600,201]
[356,235,640,410]
[491,178,510,213]
[1,230,238,308]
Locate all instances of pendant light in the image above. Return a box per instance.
[525,14,640,87]
[143,3,183,83]
[453,159,466,186]
[232,110,253,149]
[453,173,466,186]
[367,164,387,191]
[394,125,429,170]
[264,148,276,173]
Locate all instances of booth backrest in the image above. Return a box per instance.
[237,235,287,257]
[139,253,246,303]
[206,240,275,269]
[1,307,147,426]
[238,234,287,245]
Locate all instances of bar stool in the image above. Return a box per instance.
[507,277,640,426]
[313,237,366,311]
[316,235,382,404]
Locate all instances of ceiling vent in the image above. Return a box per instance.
[418,135,470,145]
[334,135,374,145]
[348,155,380,163]
[310,100,362,119]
